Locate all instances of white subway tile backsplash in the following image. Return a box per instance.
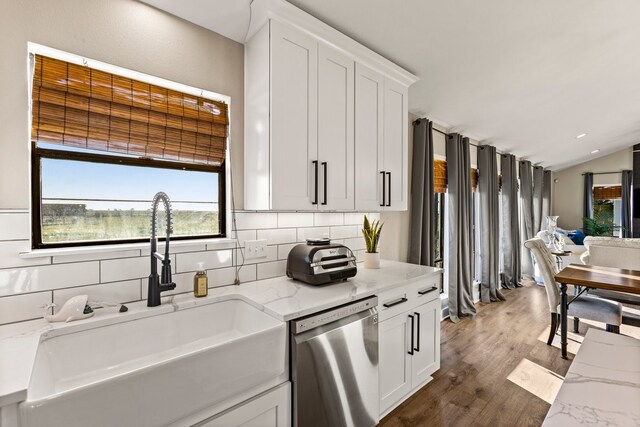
[155,264,258,297]
[100,256,175,283]
[230,230,257,247]
[235,245,277,265]
[278,212,314,228]
[257,260,287,280]
[256,228,297,245]
[0,241,51,269]
[0,212,30,240]
[53,249,141,264]
[0,291,51,324]
[313,212,344,226]
[206,264,256,288]
[0,262,99,297]
[297,227,330,242]
[141,243,206,256]
[344,237,366,251]
[277,243,297,260]
[54,280,141,306]
[367,212,381,221]
[234,212,278,230]
[344,213,367,225]
[176,249,233,273]
[0,211,376,324]
[330,225,359,239]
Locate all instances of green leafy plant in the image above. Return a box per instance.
[583,200,625,236]
[362,215,383,253]
[582,217,623,237]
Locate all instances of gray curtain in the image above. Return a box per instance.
[583,172,594,231]
[519,160,535,278]
[478,146,505,303]
[542,170,552,221]
[500,154,521,289]
[446,133,476,322]
[622,170,632,238]
[408,119,434,265]
[532,166,544,234]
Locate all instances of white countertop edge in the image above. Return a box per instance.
[0,260,442,406]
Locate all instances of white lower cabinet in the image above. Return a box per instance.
[200,382,291,427]
[378,279,441,417]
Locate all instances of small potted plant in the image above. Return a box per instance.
[362,215,383,269]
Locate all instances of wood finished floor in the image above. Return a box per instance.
[379,281,573,427]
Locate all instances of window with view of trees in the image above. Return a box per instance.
[31,53,228,248]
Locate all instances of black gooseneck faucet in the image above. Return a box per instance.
[147,192,176,307]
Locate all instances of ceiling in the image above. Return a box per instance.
[140,0,640,170]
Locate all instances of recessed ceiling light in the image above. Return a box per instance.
[591,149,600,154]
[576,133,587,139]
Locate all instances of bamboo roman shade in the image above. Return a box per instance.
[433,160,477,193]
[593,186,622,200]
[31,55,229,165]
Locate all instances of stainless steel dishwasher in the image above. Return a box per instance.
[290,296,379,427]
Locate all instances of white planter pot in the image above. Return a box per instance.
[363,252,380,269]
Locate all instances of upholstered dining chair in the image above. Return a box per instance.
[524,238,622,345]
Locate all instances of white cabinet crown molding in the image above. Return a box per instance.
[246,0,419,87]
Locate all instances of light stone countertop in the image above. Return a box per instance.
[0,260,442,407]
[543,329,640,426]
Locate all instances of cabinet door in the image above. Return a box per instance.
[355,63,384,211]
[411,299,441,387]
[383,78,409,210]
[317,43,355,210]
[270,21,318,210]
[379,313,412,414]
[201,382,291,427]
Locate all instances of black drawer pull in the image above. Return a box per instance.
[418,286,438,295]
[414,312,420,352]
[380,171,386,207]
[386,172,391,207]
[382,297,407,308]
[322,162,327,205]
[408,314,415,355]
[312,161,318,205]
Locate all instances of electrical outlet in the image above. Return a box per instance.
[245,239,268,260]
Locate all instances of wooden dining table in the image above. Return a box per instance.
[554,263,640,359]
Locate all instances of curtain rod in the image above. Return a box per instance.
[430,126,480,148]
[581,171,623,176]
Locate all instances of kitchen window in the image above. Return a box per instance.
[30,52,228,248]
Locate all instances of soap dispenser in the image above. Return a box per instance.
[194,262,208,297]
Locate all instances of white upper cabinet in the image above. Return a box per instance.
[382,79,409,210]
[317,44,355,210]
[270,22,318,210]
[244,0,417,211]
[354,63,384,211]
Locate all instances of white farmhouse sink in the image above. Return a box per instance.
[19,299,286,427]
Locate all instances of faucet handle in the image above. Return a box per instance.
[161,259,172,284]
[159,282,176,292]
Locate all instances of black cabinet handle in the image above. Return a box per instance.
[418,286,438,295]
[408,314,415,355]
[382,297,407,308]
[386,172,391,207]
[380,171,386,207]
[322,162,327,205]
[312,161,318,205]
[414,312,420,352]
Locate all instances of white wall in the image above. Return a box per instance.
[0,0,245,209]
[553,147,633,230]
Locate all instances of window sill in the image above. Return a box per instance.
[20,238,237,259]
